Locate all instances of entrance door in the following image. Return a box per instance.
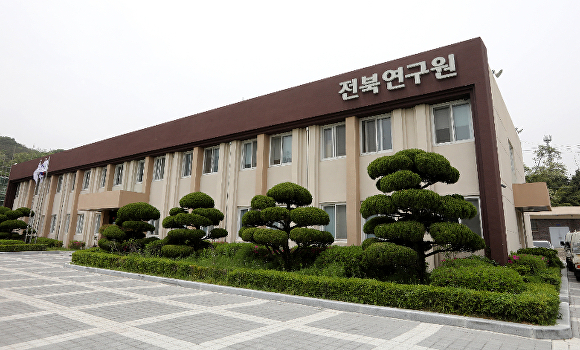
[549,227,569,247]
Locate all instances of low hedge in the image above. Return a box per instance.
[430,265,525,294]
[71,250,560,325]
[0,239,27,245]
[0,244,47,252]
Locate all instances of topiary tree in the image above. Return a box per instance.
[239,182,334,270]
[360,149,486,283]
[0,206,33,240]
[99,202,160,252]
[161,192,228,253]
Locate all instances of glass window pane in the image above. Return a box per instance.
[380,117,392,150]
[323,206,336,238]
[212,148,219,173]
[336,124,346,157]
[323,128,333,158]
[434,107,451,143]
[271,136,281,165]
[462,198,482,237]
[453,104,472,141]
[243,143,252,168]
[363,120,376,153]
[252,141,257,168]
[282,135,292,163]
[336,205,347,240]
[204,149,213,173]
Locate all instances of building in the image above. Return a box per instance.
[528,207,580,247]
[5,38,548,264]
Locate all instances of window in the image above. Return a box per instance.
[64,214,71,234]
[182,152,193,177]
[509,141,516,179]
[94,213,101,243]
[56,175,63,193]
[238,207,250,234]
[461,197,482,237]
[148,219,159,236]
[100,167,107,188]
[270,134,292,165]
[362,215,377,240]
[49,215,57,234]
[361,114,392,153]
[135,160,145,183]
[153,156,166,180]
[241,140,257,169]
[322,204,347,240]
[322,123,346,159]
[82,170,91,190]
[203,147,220,174]
[113,164,123,186]
[433,101,473,144]
[14,183,20,197]
[76,214,85,234]
[71,174,76,191]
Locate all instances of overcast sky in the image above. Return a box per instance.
[1,1,579,174]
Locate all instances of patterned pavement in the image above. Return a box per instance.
[0,252,579,349]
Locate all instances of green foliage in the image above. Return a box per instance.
[102,225,126,241]
[161,244,195,259]
[240,182,332,270]
[360,149,486,283]
[516,247,564,269]
[361,242,418,281]
[361,237,381,250]
[68,240,85,250]
[507,253,548,276]
[0,244,46,252]
[0,239,26,245]
[0,206,32,239]
[440,255,497,268]
[430,265,525,293]
[179,192,215,209]
[144,239,166,257]
[35,237,63,248]
[99,202,160,252]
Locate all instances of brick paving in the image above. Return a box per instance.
[0,252,579,349]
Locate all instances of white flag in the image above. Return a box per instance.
[32,159,49,184]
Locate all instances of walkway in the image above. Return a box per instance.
[0,252,579,349]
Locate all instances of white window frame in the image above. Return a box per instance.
[238,207,250,237]
[56,175,63,193]
[182,152,193,177]
[270,133,292,166]
[432,100,474,145]
[76,214,85,234]
[460,197,482,238]
[82,170,91,190]
[49,215,57,234]
[93,212,101,244]
[241,140,258,169]
[147,219,160,236]
[136,160,145,183]
[322,123,346,159]
[100,167,107,188]
[113,164,123,186]
[322,203,347,240]
[203,147,220,174]
[153,156,166,181]
[361,114,392,154]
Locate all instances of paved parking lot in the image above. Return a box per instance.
[0,252,579,349]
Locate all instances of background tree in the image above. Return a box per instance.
[99,202,160,252]
[239,182,334,270]
[161,192,228,255]
[525,136,570,206]
[360,149,486,283]
[0,206,33,240]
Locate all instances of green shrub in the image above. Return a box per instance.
[361,242,418,281]
[430,265,525,293]
[440,255,497,268]
[507,253,547,276]
[0,239,27,245]
[144,239,166,257]
[161,245,194,259]
[314,246,364,278]
[516,247,564,269]
[0,244,46,252]
[69,240,86,250]
[36,237,63,248]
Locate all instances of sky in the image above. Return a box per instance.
[1,1,579,174]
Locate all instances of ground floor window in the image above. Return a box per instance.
[460,197,482,237]
[322,204,347,240]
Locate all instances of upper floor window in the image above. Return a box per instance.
[322,123,346,159]
[136,160,145,183]
[241,140,257,169]
[153,156,166,181]
[113,164,123,186]
[182,152,193,177]
[100,167,107,188]
[82,170,91,190]
[71,174,76,192]
[14,183,20,197]
[270,134,292,166]
[509,141,516,180]
[203,147,219,174]
[361,114,392,153]
[432,101,473,144]
[56,175,63,193]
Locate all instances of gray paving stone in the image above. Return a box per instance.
[33,331,167,350]
[228,300,323,321]
[224,329,375,350]
[170,292,254,306]
[87,279,158,288]
[306,312,420,340]
[40,290,136,306]
[137,312,265,344]
[58,274,127,282]
[0,300,43,317]
[10,284,95,296]
[0,278,59,288]
[0,314,94,346]
[82,300,190,322]
[0,273,32,280]
[126,285,202,297]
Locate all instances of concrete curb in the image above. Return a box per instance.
[64,262,573,340]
